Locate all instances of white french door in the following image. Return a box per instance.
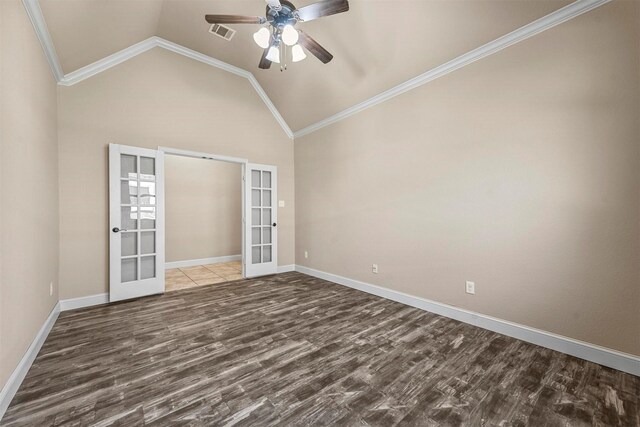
[244,163,278,277]
[109,144,165,302]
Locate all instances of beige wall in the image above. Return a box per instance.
[165,155,241,262]
[0,1,60,387]
[58,48,294,299]
[295,0,640,356]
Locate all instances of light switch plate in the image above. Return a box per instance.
[465,281,475,295]
[278,200,285,207]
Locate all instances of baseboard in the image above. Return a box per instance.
[0,302,60,420]
[294,265,640,377]
[277,264,295,273]
[59,293,109,311]
[58,265,292,311]
[165,255,242,270]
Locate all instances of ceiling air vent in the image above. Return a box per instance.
[209,24,236,41]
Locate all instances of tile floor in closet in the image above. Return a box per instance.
[165,261,243,291]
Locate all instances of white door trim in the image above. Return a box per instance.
[158,147,248,165]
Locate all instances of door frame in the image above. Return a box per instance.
[158,146,249,278]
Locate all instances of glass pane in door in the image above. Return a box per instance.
[262,208,271,226]
[121,207,137,230]
[252,246,261,264]
[121,232,137,256]
[140,157,155,179]
[121,180,137,204]
[251,189,261,207]
[252,227,261,245]
[140,207,156,229]
[252,170,261,187]
[122,258,137,282]
[262,171,271,188]
[141,231,155,254]
[141,256,156,279]
[121,155,137,178]
[263,245,272,262]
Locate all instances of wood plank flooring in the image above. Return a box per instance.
[2,272,638,426]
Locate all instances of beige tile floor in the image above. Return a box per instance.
[166,261,243,292]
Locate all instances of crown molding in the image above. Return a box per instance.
[60,37,158,86]
[23,0,609,141]
[156,38,294,139]
[21,0,64,81]
[20,0,295,139]
[292,0,611,138]
[61,37,294,139]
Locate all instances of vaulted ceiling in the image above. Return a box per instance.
[40,0,572,131]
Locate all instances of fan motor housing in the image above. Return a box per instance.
[266,0,298,28]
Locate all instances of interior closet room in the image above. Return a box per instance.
[164,154,242,291]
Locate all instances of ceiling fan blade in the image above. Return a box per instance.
[298,31,333,64]
[259,47,272,69]
[205,15,264,24]
[295,0,349,22]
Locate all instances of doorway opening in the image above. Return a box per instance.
[162,148,245,292]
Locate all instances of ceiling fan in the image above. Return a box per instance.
[205,0,349,70]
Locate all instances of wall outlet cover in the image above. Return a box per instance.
[372,264,379,274]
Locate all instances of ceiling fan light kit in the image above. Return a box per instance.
[281,24,299,46]
[266,45,281,63]
[291,44,307,62]
[253,27,271,48]
[205,0,349,71]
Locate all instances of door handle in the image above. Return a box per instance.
[272,223,276,227]
[112,227,128,233]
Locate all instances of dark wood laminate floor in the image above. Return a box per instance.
[2,272,638,426]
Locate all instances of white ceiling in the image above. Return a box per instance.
[40,0,572,131]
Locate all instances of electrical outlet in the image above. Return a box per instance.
[278,200,285,208]
[465,281,475,295]
[49,282,53,296]
[304,251,308,259]
[372,264,379,274]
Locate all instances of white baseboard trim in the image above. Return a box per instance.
[58,264,290,313]
[0,302,60,420]
[295,265,640,377]
[59,293,109,311]
[277,264,295,273]
[165,255,242,270]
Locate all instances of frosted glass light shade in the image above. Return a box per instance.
[291,44,306,62]
[266,46,280,63]
[281,25,299,46]
[253,27,270,48]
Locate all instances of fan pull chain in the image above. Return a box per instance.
[280,44,287,72]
